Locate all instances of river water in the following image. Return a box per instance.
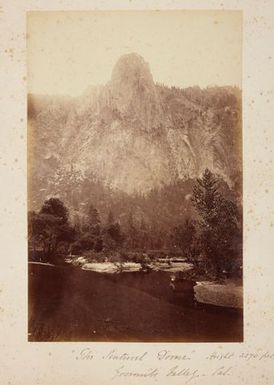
[28,263,243,342]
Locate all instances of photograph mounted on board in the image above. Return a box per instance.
[27,11,243,342]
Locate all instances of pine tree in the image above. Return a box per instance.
[192,169,241,275]
[126,212,138,249]
[107,210,114,225]
[87,204,101,226]
[74,203,103,252]
[173,218,196,258]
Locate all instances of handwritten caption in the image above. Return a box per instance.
[71,348,274,382]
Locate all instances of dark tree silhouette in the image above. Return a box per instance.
[28,198,75,262]
[40,197,69,224]
[192,169,241,275]
[173,218,196,259]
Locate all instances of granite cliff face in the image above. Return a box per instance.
[28,53,241,208]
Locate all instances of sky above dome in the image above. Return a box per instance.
[27,10,242,96]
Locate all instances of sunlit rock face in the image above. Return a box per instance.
[28,53,241,205]
[109,53,163,127]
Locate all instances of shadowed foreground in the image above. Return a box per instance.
[28,263,243,342]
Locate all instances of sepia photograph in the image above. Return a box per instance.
[27,10,243,342]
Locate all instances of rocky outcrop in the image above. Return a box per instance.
[28,53,241,206]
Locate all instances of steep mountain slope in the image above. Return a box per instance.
[28,53,241,210]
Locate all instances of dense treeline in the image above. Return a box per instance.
[28,169,242,277]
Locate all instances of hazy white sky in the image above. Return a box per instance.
[27,11,242,96]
